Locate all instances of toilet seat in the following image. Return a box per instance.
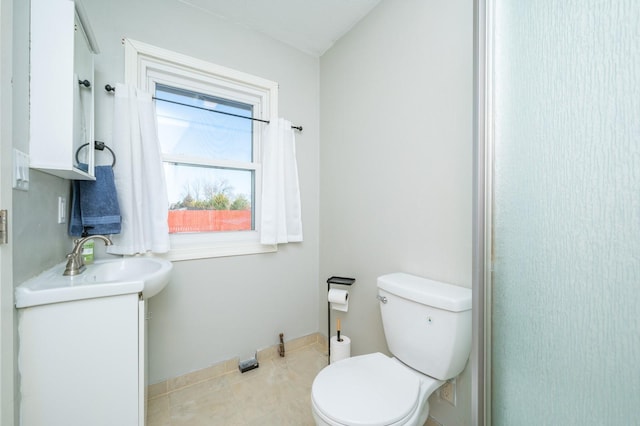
[311,353,421,426]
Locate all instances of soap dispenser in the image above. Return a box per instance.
[80,228,94,264]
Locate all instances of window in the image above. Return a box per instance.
[156,85,255,233]
[125,39,278,260]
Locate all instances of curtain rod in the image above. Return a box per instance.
[104,84,303,132]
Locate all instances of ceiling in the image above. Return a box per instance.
[178,0,382,57]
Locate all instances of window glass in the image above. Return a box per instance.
[155,84,253,162]
[164,163,254,233]
[156,84,256,234]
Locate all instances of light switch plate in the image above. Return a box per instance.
[58,196,67,224]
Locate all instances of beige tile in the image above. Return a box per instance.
[169,376,235,425]
[219,357,241,376]
[146,395,170,426]
[285,333,319,352]
[244,403,315,426]
[256,332,323,362]
[168,357,238,392]
[202,409,247,426]
[258,344,279,361]
[425,416,443,426]
[285,346,327,375]
[168,367,208,391]
[148,342,326,425]
[316,334,328,351]
[147,380,168,399]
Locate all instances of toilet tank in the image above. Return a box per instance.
[377,273,472,380]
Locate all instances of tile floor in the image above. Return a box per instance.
[147,341,327,425]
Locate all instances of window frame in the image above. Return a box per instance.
[124,39,278,260]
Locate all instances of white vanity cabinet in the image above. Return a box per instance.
[18,294,145,426]
[29,0,99,180]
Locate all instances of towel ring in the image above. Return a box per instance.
[75,141,116,167]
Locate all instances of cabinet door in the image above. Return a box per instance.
[29,0,96,180]
[19,294,139,426]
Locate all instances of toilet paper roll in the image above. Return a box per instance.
[328,288,349,312]
[330,335,351,363]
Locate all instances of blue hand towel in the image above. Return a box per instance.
[69,165,121,236]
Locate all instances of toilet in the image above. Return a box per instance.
[311,272,472,426]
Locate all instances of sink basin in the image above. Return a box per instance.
[82,257,172,299]
[16,257,173,308]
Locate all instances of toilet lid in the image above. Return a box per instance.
[312,353,420,426]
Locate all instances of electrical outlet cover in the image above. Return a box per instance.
[440,379,456,406]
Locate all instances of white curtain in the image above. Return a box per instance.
[107,84,170,255]
[260,118,303,245]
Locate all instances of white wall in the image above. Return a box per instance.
[319,1,472,425]
[82,0,320,383]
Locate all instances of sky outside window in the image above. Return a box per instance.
[155,84,254,207]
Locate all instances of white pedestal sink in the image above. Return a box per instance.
[16,256,172,308]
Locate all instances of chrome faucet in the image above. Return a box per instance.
[63,235,113,276]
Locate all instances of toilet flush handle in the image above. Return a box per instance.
[376,294,387,304]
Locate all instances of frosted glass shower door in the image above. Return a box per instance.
[489,1,640,424]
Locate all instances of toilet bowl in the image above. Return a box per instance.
[310,273,472,426]
[311,353,443,426]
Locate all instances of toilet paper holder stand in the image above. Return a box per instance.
[326,276,355,365]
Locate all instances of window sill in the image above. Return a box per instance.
[160,240,277,262]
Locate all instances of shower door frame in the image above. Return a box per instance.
[472,0,492,425]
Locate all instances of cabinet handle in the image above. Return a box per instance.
[78,79,91,88]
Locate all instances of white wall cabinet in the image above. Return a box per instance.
[30,0,99,180]
[18,294,144,426]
